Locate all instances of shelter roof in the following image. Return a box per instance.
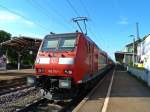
[0,36,42,52]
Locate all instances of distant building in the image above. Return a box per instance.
[115,33,150,70]
[138,34,150,70]
[115,39,142,66]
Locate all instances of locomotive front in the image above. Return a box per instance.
[34,33,78,99]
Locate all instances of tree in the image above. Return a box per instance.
[0,30,11,55]
[0,30,11,42]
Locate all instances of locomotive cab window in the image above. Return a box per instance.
[40,35,76,51]
[59,37,76,51]
[41,39,58,51]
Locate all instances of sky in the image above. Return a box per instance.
[0,0,150,60]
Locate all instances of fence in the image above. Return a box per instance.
[127,66,150,86]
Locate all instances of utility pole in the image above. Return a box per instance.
[133,37,135,66]
[72,17,88,35]
[136,22,140,40]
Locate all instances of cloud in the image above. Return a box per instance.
[117,16,129,25]
[24,20,35,27]
[0,11,19,22]
[0,10,35,27]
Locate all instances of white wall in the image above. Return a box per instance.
[138,35,150,70]
[127,66,150,86]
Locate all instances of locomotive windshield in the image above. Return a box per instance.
[59,38,76,51]
[41,36,76,51]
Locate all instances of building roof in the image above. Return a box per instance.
[115,51,134,55]
[143,34,150,40]
[115,51,137,62]
[125,39,142,47]
[0,36,42,52]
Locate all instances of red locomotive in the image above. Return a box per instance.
[34,32,113,99]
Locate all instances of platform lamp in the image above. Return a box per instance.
[129,35,135,67]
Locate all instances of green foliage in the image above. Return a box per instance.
[0,30,11,43]
[0,30,11,55]
[21,51,35,66]
[129,61,133,66]
[0,30,35,67]
[7,49,18,64]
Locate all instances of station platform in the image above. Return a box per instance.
[0,69,34,80]
[73,65,150,112]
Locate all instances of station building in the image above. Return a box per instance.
[115,39,141,66]
[115,34,150,70]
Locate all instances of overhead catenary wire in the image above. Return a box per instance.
[79,0,106,48]
[44,0,76,30]
[26,0,52,20]
[66,0,80,17]
[78,0,97,35]
[66,0,98,38]
[26,0,75,31]
[66,0,89,34]
[80,0,90,18]
[0,4,50,32]
[26,0,68,31]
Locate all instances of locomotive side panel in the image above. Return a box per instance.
[74,34,90,83]
[74,34,102,83]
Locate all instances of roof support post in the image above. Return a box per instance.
[5,49,8,71]
[17,52,21,70]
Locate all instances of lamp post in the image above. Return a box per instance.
[129,35,135,66]
[29,51,34,69]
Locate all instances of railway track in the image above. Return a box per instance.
[0,67,113,112]
[0,77,30,96]
[16,98,64,112]
[16,97,78,112]
[15,75,108,112]
[0,86,41,112]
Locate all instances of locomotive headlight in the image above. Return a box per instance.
[59,80,71,89]
[64,70,72,74]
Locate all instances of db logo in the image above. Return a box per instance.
[50,58,59,64]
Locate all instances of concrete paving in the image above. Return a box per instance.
[74,69,113,112]
[107,67,150,112]
[74,65,150,112]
